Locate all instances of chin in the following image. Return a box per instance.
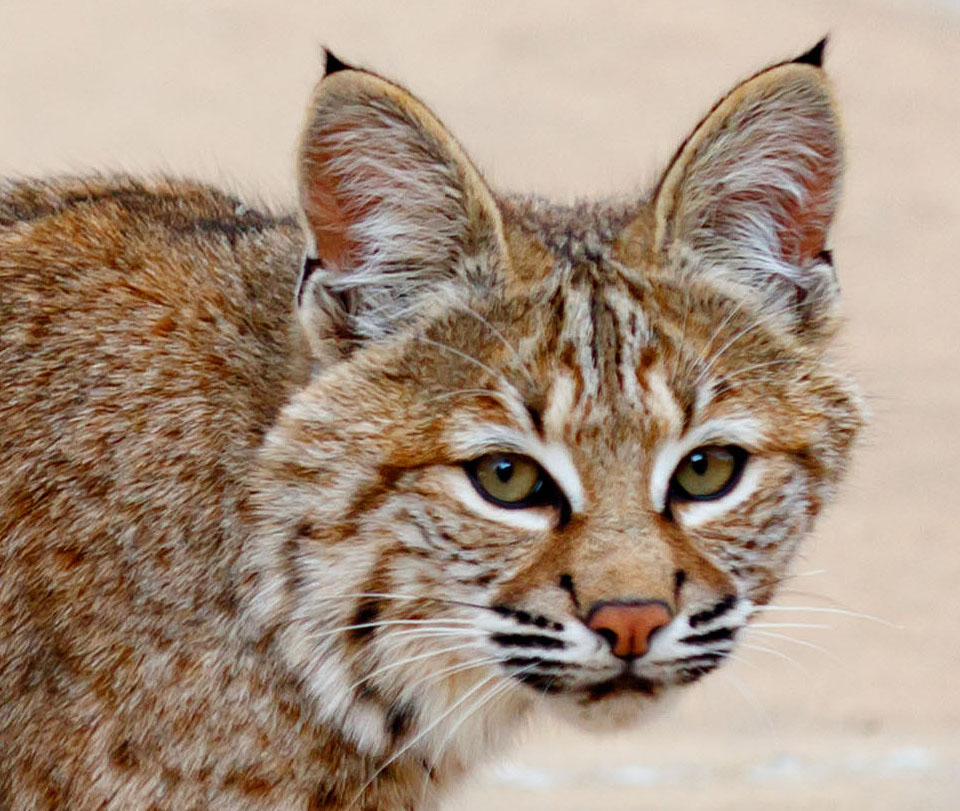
[544,685,682,733]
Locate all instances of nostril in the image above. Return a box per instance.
[595,627,619,650]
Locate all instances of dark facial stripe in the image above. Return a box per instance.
[679,626,736,645]
[688,594,737,628]
[491,604,564,632]
[490,632,566,650]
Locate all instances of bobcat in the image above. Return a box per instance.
[0,41,862,810]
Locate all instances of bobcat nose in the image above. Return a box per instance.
[586,600,673,659]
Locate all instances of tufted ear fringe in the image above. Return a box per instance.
[295,58,506,361]
[652,47,844,337]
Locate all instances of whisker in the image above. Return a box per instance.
[421,664,529,799]
[454,304,536,389]
[717,357,803,385]
[695,299,806,385]
[421,388,516,406]
[753,605,900,628]
[750,622,830,630]
[745,629,838,662]
[310,591,497,615]
[711,648,757,670]
[350,671,504,806]
[416,336,507,385]
[696,297,751,379]
[740,642,807,672]
[346,641,481,694]
[308,618,474,642]
[772,587,846,603]
[386,628,476,641]
[404,655,509,694]
[718,672,778,737]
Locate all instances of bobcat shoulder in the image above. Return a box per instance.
[0,43,861,810]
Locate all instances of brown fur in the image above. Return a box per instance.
[0,48,862,810]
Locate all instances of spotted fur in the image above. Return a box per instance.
[0,45,862,810]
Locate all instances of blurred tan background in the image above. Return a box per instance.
[2,0,958,807]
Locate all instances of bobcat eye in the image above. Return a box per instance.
[465,453,562,510]
[670,445,747,501]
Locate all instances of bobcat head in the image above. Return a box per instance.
[241,41,862,762]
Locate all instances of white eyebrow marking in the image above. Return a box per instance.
[649,415,766,513]
[642,369,685,436]
[542,373,576,438]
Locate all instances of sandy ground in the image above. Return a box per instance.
[2,0,959,807]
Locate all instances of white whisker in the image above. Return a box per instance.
[750,622,830,630]
[403,655,509,695]
[718,672,778,737]
[349,672,504,807]
[421,388,516,406]
[718,357,802,384]
[740,642,807,672]
[745,629,838,661]
[695,299,806,385]
[454,304,536,389]
[308,618,474,642]
[420,664,529,800]
[416,336,507,384]
[346,641,481,694]
[753,605,900,628]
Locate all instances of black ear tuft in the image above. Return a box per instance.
[793,36,828,68]
[323,48,353,76]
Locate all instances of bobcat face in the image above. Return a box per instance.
[249,242,858,743]
[243,42,861,759]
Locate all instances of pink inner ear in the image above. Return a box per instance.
[303,174,353,272]
[776,165,835,265]
[721,150,836,267]
[301,125,381,274]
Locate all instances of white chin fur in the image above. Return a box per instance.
[544,687,680,733]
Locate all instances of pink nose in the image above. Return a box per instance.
[586,601,673,659]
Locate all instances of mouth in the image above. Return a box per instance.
[580,672,663,700]
[507,663,666,699]
[506,654,724,699]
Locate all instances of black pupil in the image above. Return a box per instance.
[494,460,514,483]
[689,452,708,476]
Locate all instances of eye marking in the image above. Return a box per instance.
[668,445,748,503]
[649,416,764,512]
[464,452,568,515]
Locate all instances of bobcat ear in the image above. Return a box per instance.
[651,49,844,335]
[295,59,507,361]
